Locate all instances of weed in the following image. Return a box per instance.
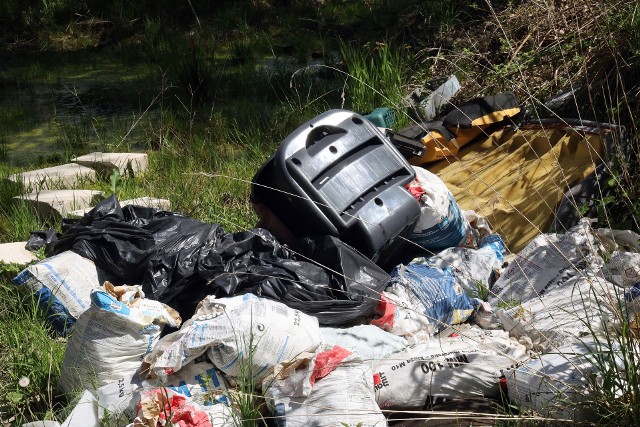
[471,281,490,301]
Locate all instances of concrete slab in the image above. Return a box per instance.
[0,242,38,265]
[67,196,171,218]
[8,163,96,191]
[16,190,104,218]
[72,152,148,178]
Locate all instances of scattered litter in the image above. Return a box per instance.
[131,388,235,427]
[13,251,104,334]
[14,108,637,424]
[58,289,181,394]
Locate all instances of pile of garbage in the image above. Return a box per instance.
[17,108,637,426]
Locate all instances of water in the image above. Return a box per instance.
[0,52,158,166]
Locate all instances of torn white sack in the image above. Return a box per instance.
[406,166,472,252]
[496,276,618,352]
[146,294,322,384]
[490,219,604,306]
[96,376,141,427]
[266,360,387,427]
[505,339,609,421]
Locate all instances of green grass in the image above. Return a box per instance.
[0,272,66,425]
[339,39,412,127]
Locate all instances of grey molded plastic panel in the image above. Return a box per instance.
[252,109,420,259]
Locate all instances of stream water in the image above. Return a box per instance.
[0,52,162,167]
[0,51,336,168]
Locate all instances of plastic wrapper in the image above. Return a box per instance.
[405,167,472,252]
[426,234,505,294]
[373,262,479,337]
[45,195,389,325]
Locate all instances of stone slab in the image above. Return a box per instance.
[8,163,96,191]
[72,152,148,177]
[0,241,38,265]
[67,196,171,218]
[16,190,104,218]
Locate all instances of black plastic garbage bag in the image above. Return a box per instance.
[46,195,389,325]
[25,228,57,253]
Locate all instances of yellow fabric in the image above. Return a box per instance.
[410,127,485,164]
[469,107,521,127]
[428,125,605,253]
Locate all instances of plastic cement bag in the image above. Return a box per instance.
[374,262,479,337]
[320,325,408,360]
[58,290,181,394]
[505,339,607,421]
[490,219,604,306]
[372,329,527,408]
[496,276,618,352]
[96,377,141,426]
[371,287,434,339]
[12,251,104,334]
[266,360,387,427]
[426,234,505,294]
[145,294,322,384]
[603,250,640,288]
[406,166,472,252]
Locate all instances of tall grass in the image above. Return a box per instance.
[339,40,411,126]
[0,272,66,425]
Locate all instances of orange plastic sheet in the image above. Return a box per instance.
[429,121,611,253]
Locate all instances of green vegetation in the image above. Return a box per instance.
[0,0,639,425]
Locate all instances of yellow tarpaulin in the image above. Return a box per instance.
[429,122,610,253]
